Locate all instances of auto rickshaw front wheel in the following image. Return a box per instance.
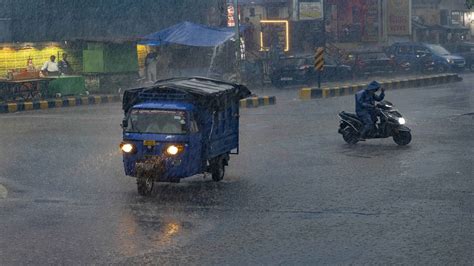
[137,177,154,196]
[210,156,225,182]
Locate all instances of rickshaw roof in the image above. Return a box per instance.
[132,102,194,111]
[122,77,251,113]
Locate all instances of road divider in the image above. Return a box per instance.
[299,73,463,100]
[240,96,276,108]
[0,95,121,114]
[1,94,276,113]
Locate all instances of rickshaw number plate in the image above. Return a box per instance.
[143,140,156,146]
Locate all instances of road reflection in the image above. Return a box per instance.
[116,207,182,257]
[114,176,250,259]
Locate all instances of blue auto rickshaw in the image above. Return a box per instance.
[120,77,251,196]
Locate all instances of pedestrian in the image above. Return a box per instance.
[41,55,59,76]
[355,81,385,139]
[58,53,73,75]
[145,51,158,83]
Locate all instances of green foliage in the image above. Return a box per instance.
[467,0,474,9]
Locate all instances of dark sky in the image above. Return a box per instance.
[4,0,224,42]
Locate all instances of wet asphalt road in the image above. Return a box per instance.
[0,74,473,265]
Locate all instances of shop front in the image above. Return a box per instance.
[326,0,384,44]
[0,42,86,101]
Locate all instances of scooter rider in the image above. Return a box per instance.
[355,81,385,139]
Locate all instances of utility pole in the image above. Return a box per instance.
[317,0,326,89]
[233,0,241,82]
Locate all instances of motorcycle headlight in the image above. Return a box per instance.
[398,117,406,125]
[120,142,135,153]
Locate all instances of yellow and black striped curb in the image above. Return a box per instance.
[299,73,463,100]
[0,95,121,113]
[240,96,276,108]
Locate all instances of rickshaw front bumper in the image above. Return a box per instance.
[125,155,187,182]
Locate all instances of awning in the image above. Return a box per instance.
[139,21,241,47]
[412,19,428,30]
[429,24,470,32]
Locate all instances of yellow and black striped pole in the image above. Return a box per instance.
[315,47,324,88]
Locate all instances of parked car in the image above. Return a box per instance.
[346,51,395,76]
[444,42,474,71]
[269,54,351,87]
[423,43,465,72]
[385,42,436,73]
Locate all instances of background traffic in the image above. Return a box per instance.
[268,41,471,87]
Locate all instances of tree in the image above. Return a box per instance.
[467,0,474,9]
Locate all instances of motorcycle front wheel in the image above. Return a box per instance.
[137,177,154,196]
[393,131,412,146]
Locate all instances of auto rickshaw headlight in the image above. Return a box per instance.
[120,143,135,153]
[165,144,184,156]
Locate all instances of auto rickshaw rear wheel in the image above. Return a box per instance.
[211,156,225,182]
[137,177,154,196]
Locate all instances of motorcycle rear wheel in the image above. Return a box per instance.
[393,131,412,146]
[342,127,359,145]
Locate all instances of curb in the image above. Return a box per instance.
[299,73,463,100]
[0,95,122,114]
[240,96,276,108]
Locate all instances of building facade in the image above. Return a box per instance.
[412,0,471,43]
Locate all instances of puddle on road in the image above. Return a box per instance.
[0,184,7,199]
[448,112,474,124]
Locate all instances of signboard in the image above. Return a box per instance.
[363,0,380,42]
[260,20,290,52]
[314,47,324,71]
[299,1,323,20]
[387,0,411,35]
[227,4,235,27]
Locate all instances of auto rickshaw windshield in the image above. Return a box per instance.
[126,109,188,134]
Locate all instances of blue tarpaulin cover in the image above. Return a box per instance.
[140,21,239,47]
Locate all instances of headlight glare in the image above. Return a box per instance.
[166,145,179,155]
[120,143,135,153]
[398,117,406,125]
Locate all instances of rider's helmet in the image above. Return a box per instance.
[367,81,381,92]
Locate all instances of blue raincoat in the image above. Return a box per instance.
[355,81,385,137]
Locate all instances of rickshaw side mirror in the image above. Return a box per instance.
[121,119,128,129]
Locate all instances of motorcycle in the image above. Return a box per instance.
[338,101,412,145]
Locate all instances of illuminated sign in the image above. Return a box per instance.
[227,4,236,27]
[259,20,290,52]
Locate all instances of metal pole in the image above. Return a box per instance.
[233,0,241,82]
[318,68,322,89]
[318,0,326,89]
